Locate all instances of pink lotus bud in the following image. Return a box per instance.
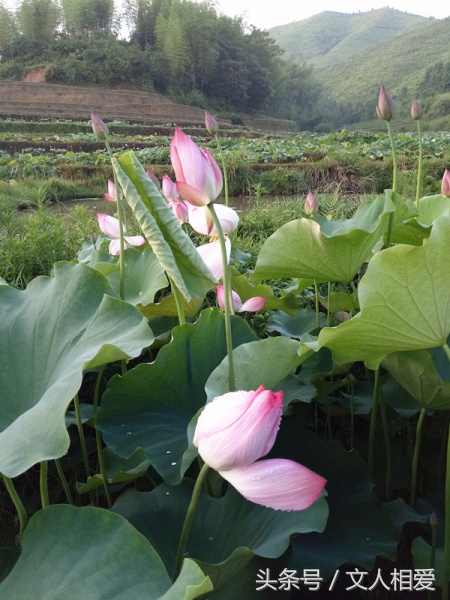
[162,175,178,203]
[91,112,109,139]
[430,511,437,527]
[205,112,219,135]
[376,85,393,122]
[170,127,223,206]
[146,170,161,190]
[305,191,318,216]
[441,169,450,197]
[171,198,189,224]
[411,99,423,120]
[194,386,283,471]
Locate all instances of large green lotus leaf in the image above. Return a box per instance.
[412,537,447,588]
[205,337,314,402]
[138,294,204,319]
[318,216,450,369]
[417,194,450,226]
[0,505,211,600]
[0,262,153,478]
[252,194,395,283]
[382,350,450,410]
[89,247,169,307]
[231,273,299,316]
[278,423,400,580]
[114,153,216,301]
[96,308,257,485]
[267,308,327,339]
[386,191,430,246]
[113,482,328,575]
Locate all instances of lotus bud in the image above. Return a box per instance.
[430,511,437,527]
[441,169,450,197]
[376,85,393,122]
[205,112,219,135]
[305,191,318,216]
[146,170,161,190]
[162,175,178,203]
[411,99,423,120]
[91,112,109,139]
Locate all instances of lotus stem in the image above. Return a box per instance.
[349,375,355,450]
[173,463,210,581]
[327,282,332,327]
[378,384,392,501]
[55,459,74,505]
[93,368,112,508]
[169,276,186,326]
[410,408,426,507]
[385,120,398,248]
[39,460,49,508]
[208,203,235,391]
[73,393,95,505]
[314,279,320,328]
[368,368,381,476]
[415,119,423,207]
[1,474,27,544]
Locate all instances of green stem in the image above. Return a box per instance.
[428,513,437,600]
[215,135,229,207]
[39,461,49,508]
[415,119,423,207]
[73,394,95,505]
[173,464,210,580]
[169,277,186,326]
[368,368,381,476]
[442,421,450,600]
[1,474,27,544]
[385,121,398,248]
[378,384,392,501]
[327,282,331,327]
[410,408,426,507]
[314,280,320,328]
[105,141,125,301]
[208,204,235,391]
[349,376,355,450]
[93,368,112,508]
[55,459,74,505]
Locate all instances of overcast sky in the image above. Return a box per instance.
[3,0,449,30]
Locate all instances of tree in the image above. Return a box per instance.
[16,0,60,44]
[0,3,19,59]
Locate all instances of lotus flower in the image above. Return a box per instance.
[216,284,265,313]
[146,170,161,190]
[104,179,118,202]
[376,85,393,122]
[97,214,146,255]
[91,112,109,139]
[194,386,327,511]
[196,238,230,280]
[189,204,239,236]
[170,127,223,206]
[305,191,318,216]
[161,175,189,223]
[441,169,450,197]
[411,99,423,120]
[162,175,178,203]
[205,111,219,135]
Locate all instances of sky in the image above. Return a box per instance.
[2,0,449,29]
[205,0,449,30]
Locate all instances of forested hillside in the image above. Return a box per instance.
[0,0,324,129]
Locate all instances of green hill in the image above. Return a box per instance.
[269,9,450,128]
[269,8,429,66]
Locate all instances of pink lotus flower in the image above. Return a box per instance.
[104,179,119,202]
[305,191,318,216]
[162,174,178,203]
[196,238,230,280]
[216,284,265,313]
[170,127,223,206]
[194,386,327,511]
[161,175,189,223]
[376,85,393,122]
[97,214,146,256]
[189,204,239,236]
[441,169,450,197]
[91,112,109,139]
